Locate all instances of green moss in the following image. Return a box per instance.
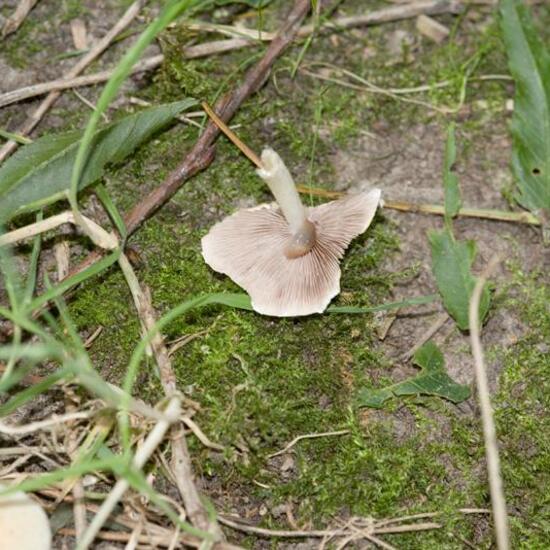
[494,269,550,547]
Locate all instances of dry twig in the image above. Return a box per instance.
[399,312,450,361]
[219,515,441,540]
[469,255,509,550]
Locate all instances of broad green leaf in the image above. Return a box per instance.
[500,0,550,216]
[443,124,461,222]
[429,229,490,331]
[0,99,196,223]
[356,341,470,408]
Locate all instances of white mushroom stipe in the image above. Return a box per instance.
[202,147,381,317]
[0,484,52,550]
[256,148,308,234]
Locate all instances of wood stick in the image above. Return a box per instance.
[0,0,146,163]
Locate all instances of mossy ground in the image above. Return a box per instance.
[2,0,549,547]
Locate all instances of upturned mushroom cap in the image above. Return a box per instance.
[0,484,51,550]
[202,188,381,317]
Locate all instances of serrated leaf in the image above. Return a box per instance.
[0,99,196,223]
[500,0,550,215]
[356,341,470,409]
[429,228,490,331]
[443,124,461,221]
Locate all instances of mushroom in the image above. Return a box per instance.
[0,484,51,550]
[201,148,381,317]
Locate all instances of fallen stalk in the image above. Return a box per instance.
[218,516,441,539]
[0,210,117,248]
[117,254,222,537]
[295,186,541,226]
[469,255,509,550]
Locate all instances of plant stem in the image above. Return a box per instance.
[383,199,540,225]
[295,186,540,226]
[469,255,510,550]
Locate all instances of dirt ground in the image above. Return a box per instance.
[1,0,549,548]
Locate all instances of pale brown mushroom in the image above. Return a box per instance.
[201,148,381,317]
[0,484,51,550]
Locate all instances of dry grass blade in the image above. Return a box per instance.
[0,0,146,162]
[58,219,87,543]
[268,429,350,458]
[57,527,244,549]
[469,254,509,550]
[0,55,163,110]
[0,410,94,435]
[295,185,541,225]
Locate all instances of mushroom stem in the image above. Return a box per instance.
[257,148,313,236]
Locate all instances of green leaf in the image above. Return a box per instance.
[215,0,273,7]
[500,0,550,215]
[356,342,470,408]
[443,123,461,222]
[429,229,490,331]
[0,99,196,223]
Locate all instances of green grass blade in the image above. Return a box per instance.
[95,184,127,242]
[443,123,461,224]
[0,367,71,415]
[27,249,120,312]
[23,212,43,306]
[0,457,121,497]
[0,238,23,311]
